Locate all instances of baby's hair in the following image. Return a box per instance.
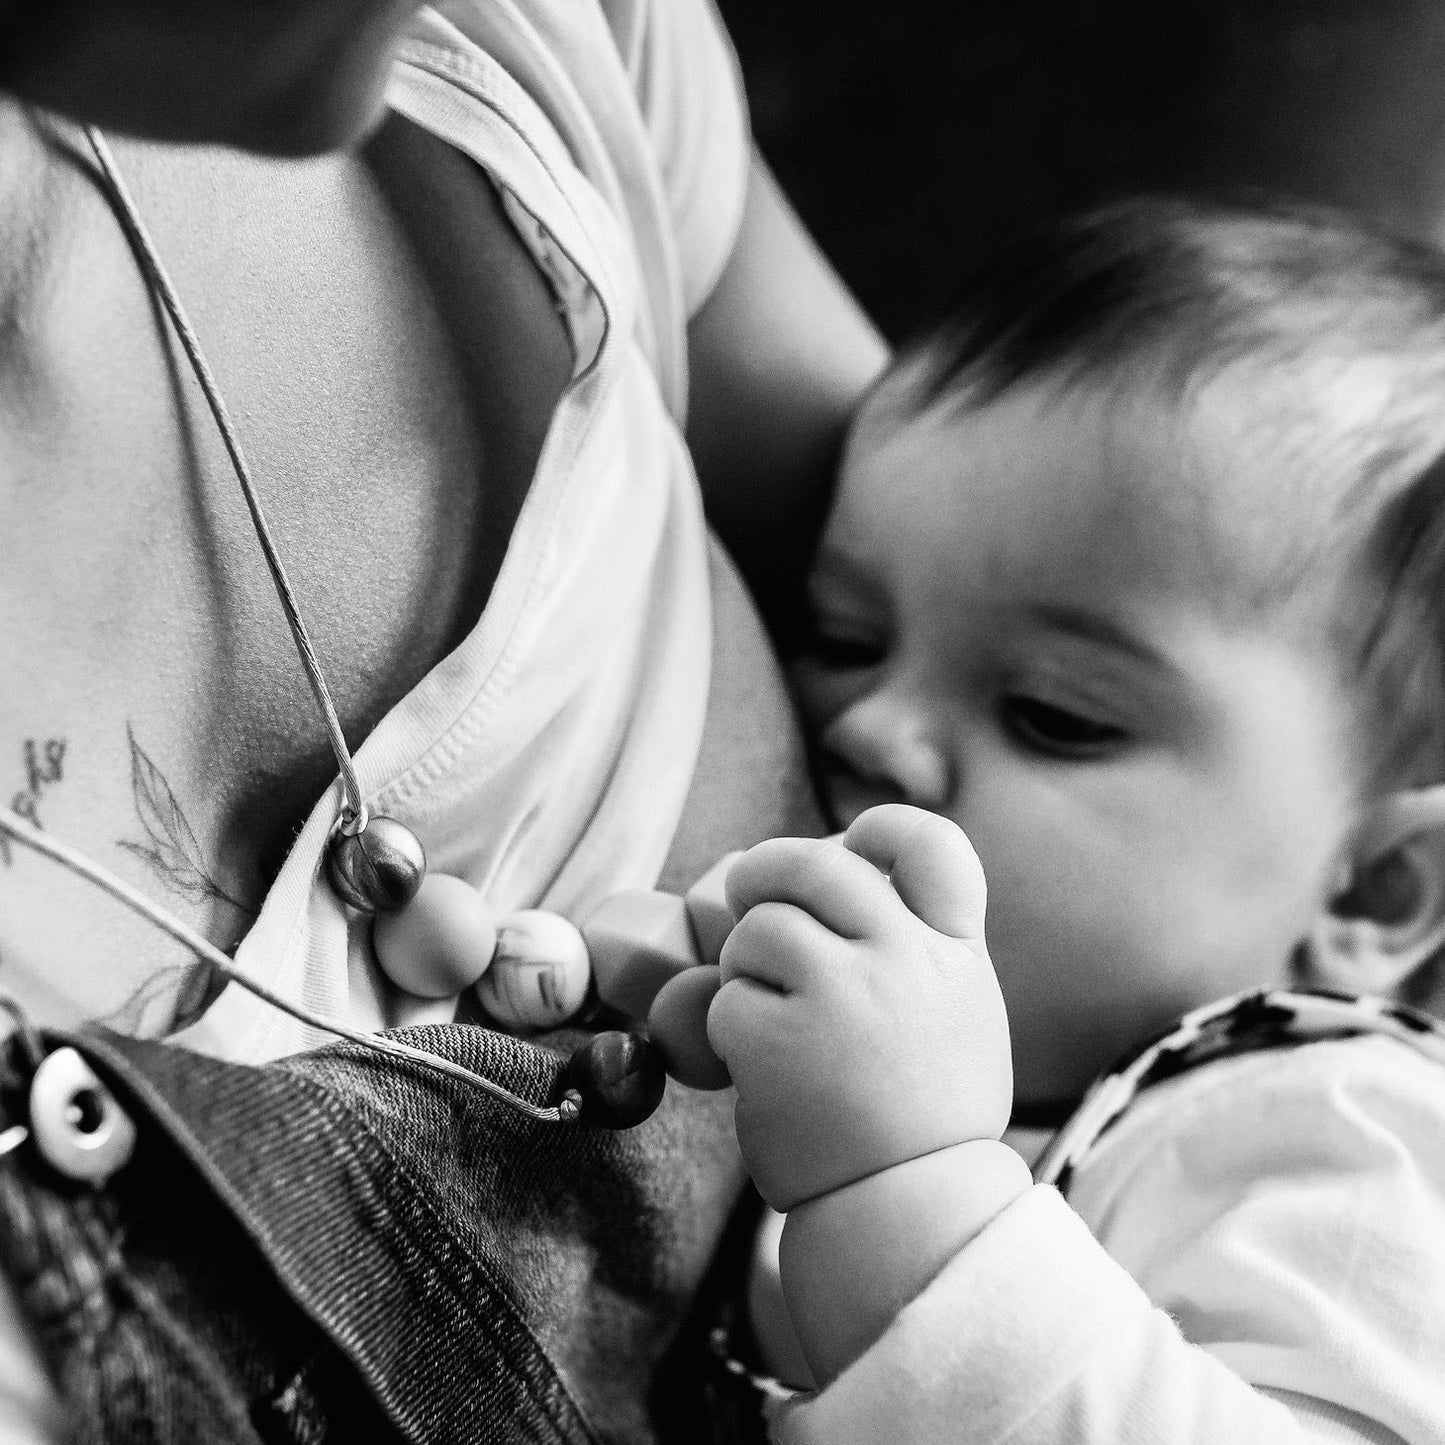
[910,196,1445,417]
[904,196,1445,792]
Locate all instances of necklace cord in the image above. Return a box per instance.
[19,130,579,1126]
[82,125,366,830]
[0,807,573,1123]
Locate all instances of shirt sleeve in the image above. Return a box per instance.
[774,1039,1445,1445]
[773,1187,1323,1445]
[602,0,752,315]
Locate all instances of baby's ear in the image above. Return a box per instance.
[1301,785,1445,999]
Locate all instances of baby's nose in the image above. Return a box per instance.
[818,701,953,821]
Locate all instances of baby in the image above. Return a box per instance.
[709,198,1445,1441]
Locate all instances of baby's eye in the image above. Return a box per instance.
[1001,696,1130,759]
[802,624,884,671]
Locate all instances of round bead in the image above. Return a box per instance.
[28,1046,136,1184]
[325,815,427,915]
[562,1030,666,1128]
[647,966,731,1090]
[475,909,592,1031]
[373,872,498,999]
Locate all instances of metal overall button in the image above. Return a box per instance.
[28,1047,136,1184]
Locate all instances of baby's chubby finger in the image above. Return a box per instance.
[706,971,792,1078]
[724,835,895,942]
[844,805,987,941]
[648,966,731,1089]
[718,900,843,993]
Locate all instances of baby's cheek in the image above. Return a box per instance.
[788,660,853,738]
[983,884,1163,1098]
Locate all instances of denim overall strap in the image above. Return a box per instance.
[1,1021,745,1444]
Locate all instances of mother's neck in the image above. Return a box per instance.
[0,103,91,421]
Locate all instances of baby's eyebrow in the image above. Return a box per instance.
[1023,604,1178,675]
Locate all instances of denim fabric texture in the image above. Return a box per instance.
[0,1021,748,1444]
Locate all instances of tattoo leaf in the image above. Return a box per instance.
[120,725,248,912]
[99,960,219,1037]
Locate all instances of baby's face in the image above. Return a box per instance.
[793,375,1368,1111]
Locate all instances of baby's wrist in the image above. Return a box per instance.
[779,1139,1032,1385]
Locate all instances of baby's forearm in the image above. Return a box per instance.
[779,1138,1032,1385]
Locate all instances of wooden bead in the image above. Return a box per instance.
[562,1029,667,1128]
[647,966,730,1089]
[326,815,427,914]
[373,872,497,999]
[475,909,592,1031]
[683,851,743,968]
[583,890,703,1020]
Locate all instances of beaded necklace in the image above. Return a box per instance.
[0,125,736,1181]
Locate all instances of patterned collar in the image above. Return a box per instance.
[1034,988,1445,1194]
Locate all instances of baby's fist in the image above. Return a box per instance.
[707,805,1012,1211]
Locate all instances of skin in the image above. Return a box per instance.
[0,109,571,1028]
[711,804,1025,1386]
[0,0,424,152]
[787,375,1372,1111]
[712,808,1009,1212]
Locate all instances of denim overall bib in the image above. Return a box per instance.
[0,1019,761,1444]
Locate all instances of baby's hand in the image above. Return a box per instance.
[707,803,1012,1212]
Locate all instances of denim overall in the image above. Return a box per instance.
[0,1019,763,1444]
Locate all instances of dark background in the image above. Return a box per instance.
[717,0,1445,341]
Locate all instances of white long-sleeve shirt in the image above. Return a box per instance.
[776,1009,1445,1444]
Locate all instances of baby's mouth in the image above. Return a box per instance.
[814,756,908,833]
[820,785,867,832]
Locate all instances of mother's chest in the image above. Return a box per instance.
[0,122,571,1011]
